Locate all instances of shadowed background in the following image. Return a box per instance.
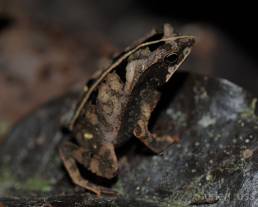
[0,0,257,137]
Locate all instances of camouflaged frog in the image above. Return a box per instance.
[59,24,195,196]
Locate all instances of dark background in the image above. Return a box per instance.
[0,0,257,136]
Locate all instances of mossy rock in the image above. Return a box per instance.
[1,72,258,207]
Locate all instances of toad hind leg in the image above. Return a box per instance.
[133,91,179,154]
[59,141,117,196]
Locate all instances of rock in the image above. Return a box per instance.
[0,72,258,207]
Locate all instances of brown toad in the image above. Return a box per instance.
[59,24,195,196]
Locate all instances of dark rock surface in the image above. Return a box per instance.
[0,72,258,207]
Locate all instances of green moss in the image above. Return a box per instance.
[191,192,206,202]
[241,98,258,119]
[162,201,188,207]
[22,177,52,192]
[208,159,245,182]
[0,120,10,137]
[112,180,125,195]
[0,165,52,193]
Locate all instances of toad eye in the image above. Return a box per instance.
[165,53,178,64]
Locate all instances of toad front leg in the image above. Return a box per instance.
[133,90,179,154]
[59,141,118,196]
